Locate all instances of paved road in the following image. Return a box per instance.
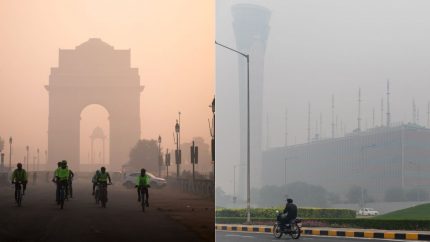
[216,231,410,242]
[0,179,214,242]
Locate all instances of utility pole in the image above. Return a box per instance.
[285,108,288,147]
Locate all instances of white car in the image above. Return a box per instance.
[357,208,379,216]
[122,172,167,189]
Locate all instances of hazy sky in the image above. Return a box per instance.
[216,0,430,194]
[0,1,214,167]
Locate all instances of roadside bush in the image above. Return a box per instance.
[215,207,355,219]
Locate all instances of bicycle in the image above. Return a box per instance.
[99,182,112,208]
[140,186,149,212]
[13,181,24,207]
[58,180,68,209]
[94,182,100,204]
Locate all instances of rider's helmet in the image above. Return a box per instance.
[287,198,293,204]
[101,167,106,172]
[17,163,22,169]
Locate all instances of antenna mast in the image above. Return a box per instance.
[386,80,391,127]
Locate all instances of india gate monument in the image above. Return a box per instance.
[45,38,143,171]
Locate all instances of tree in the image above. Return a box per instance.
[127,139,159,173]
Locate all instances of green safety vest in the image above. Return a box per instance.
[137,175,151,187]
[98,172,110,182]
[57,168,70,181]
[12,169,27,182]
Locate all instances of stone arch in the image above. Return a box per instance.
[46,38,143,171]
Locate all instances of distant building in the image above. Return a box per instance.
[232,3,271,200]
[262,124,430,200]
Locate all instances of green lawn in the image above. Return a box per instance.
[374,203,430,220]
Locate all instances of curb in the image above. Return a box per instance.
[215,224,430,241]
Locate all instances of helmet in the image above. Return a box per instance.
[17,163,22,168]
[287,198,293,204]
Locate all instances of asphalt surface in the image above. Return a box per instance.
[216,231,415,242]
[0,179,213,242]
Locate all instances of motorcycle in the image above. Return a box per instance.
[273,210,302,239]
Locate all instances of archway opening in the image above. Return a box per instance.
[80,104,110,171]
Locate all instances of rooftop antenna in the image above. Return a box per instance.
[386,80,391,127]
[331,95,335,139]
[266,112,270,150]
[417,108,420,125]
[427,102,429,128]
[358,88,362,132]
[285,108,288,147]
[307,102,311,143]
[381,98,384,127]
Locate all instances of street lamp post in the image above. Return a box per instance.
[37,148,40,171]
[158,135,162,177]
[165,149,170,178]
[26,145,29,171]
[175,119,181,178]
[209,97,215,180]
[9,137,12,170]
[216,41,251,223]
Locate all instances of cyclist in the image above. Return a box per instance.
[92,170,100,195]
[52,161,62,203]
[66,163,75,198]
[97,167,112,185]
[136,168,151,207]
[11,163,28,195]
[54,160,70,203]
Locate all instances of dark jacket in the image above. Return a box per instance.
[283,203,298,220]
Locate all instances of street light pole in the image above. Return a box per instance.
[26,145,29,171]
[9,137,12,170]
[216,41,251,223]
[158,135,162,177]
[175,119,181,178]
[37,148,40,171]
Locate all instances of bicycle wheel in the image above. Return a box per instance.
[141,192,145,212]
[59,186,65,209]
[17,190,22,207]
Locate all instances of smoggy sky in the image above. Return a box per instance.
[0,1,214,166]
[216,0,430,193]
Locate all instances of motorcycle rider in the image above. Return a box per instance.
[282,198,298,230]
[11,163,28,195]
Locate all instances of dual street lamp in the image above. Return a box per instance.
[215,41,251,223]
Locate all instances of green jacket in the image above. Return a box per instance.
[12,169,27,182]
[136,174,151,187]
[57,168,70,181]
[97,172,111,182]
